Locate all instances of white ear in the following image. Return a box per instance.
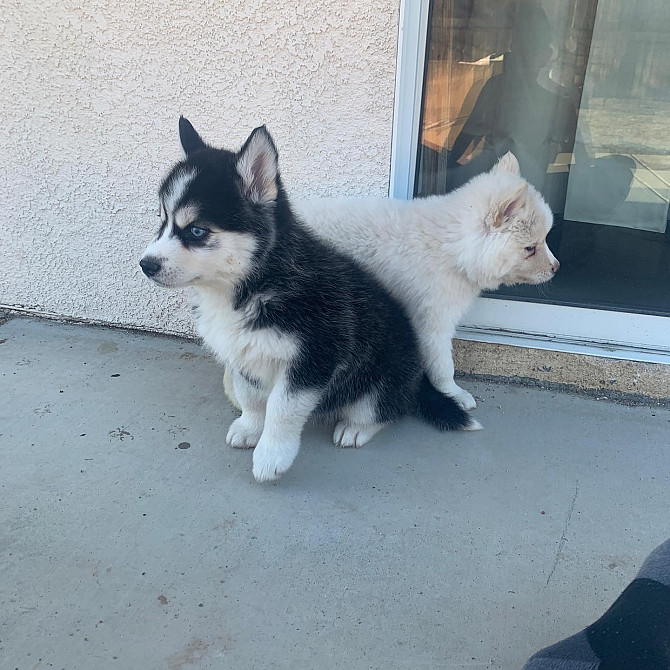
[490,182,528,229]
[236,126,279,204]
[492,152,521,176]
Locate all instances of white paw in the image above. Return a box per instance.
[226,416,263,449]
[252,439,300,482]
[452,386,477,411]
[333,422,383,448]
[463,418,484,432]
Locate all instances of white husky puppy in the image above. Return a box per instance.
[224,153,559,412]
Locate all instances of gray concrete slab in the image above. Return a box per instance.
[1,316,668,670]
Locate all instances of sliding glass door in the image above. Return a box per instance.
[412,0,669,323]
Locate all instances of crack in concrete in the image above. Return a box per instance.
[0,311,15,327]
[546,479,580,586]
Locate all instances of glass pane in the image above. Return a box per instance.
[416,0,670,317]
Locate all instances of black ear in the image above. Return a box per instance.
[179,116,207,156]
[236,126,279,204]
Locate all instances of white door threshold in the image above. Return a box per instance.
[457,298,670,366]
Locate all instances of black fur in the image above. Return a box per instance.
[163,118,474,432]
[178,116,207,156]
[416,375,472,430]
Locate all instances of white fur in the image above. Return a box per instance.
[251,378,320,482]
[226,369,267,449]
[333,394,385,448]
[162,167,197,216]
[291,153,558,410]
[195,286,300,389]
[174,204,199,229]
[236,128,279,204]
[142,214,258,289]
[333,422,385,448]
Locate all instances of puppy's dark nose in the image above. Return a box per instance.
[140,257,161,277]
[551,259,560,274]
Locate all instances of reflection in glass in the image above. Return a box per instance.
[416,0,670,316]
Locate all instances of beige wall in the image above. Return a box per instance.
[1,0,399,334]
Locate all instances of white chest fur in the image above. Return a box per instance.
[193,287,299,388]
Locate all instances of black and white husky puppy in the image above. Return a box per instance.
[140,118,479,482]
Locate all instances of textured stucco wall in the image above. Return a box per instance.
[1,0,399,334]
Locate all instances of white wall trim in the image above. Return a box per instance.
[457,298,670,364]
[389,0,430,200]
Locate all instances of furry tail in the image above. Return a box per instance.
[415,375,482,431]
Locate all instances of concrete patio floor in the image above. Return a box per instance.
[1,315,668,670]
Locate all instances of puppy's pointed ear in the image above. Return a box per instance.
[490,182,528,229]
[492,152,520,176]
[179,116,207,156]
[236,126,279,204]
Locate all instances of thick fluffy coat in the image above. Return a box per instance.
[291,154,559,411]
[141,119,476,482]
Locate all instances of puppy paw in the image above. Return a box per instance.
[333,422,384,448]
[463,418,484,431]
[252,440,299,482]
[452,386,477,411]
[226,417,262,449]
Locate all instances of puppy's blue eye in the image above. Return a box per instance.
[525,245,536,255]
[190,226,207,239]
